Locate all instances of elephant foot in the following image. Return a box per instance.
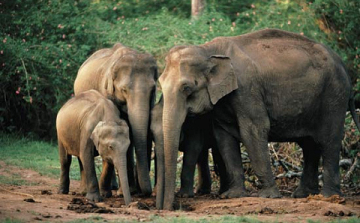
[321,187,343,198]
[79,185,87,196]
[259,185,281,198]
[220,187,248,199]
[57,188,69,194]
[151,185,157,196]
[101,189,112,198]
[195,187,211,195]
[292,186,319,198]
[218,185,230,195]
[111,182,119,190]
[86,192,103,202]
[176,189,194,198]
[117,185,138,196]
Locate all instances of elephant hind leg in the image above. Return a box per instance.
[78,158,87,195]
[319,136,343,197]
[58,141,72,194]
[317,110,346,197]
[292,138,321,198]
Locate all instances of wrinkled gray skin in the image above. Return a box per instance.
[158,28,360,210]
[151,96,230,207]
[56,90,131,205]
[74,43,157,196]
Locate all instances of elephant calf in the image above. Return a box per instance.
[56,90,131,205]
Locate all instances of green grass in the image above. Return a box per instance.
[147,215,263,223]
[0,133,81,181]
[1,219,24,223]
[64,215,264,223]
[0,174,31,186]
[308,217,360,223]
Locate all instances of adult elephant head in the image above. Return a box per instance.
[74,43,157,195]
[158,45,238,209]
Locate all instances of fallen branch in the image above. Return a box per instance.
[275,171,302,179]
[344,152,360,181]
[339,159,352,168]
[0,187,34,198]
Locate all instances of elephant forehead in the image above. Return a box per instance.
[167,50,182,63]
[100,124,128,138]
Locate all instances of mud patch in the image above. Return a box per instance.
[67,198,114,213]
[307,194,346,204]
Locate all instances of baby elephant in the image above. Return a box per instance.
[56,90,131,205]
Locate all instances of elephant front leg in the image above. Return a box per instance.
[213,124,248,198]
[239,121,281,198]
[110,170,119,190]
[176,148,199,198]
[99,160,114,198]
[80,140,102,202]
[58,141,72,194]
[195,148,211,195]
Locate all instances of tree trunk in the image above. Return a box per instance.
[191,0,205,19]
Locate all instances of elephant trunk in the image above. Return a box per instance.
[162,95,187,210]
[128,96,152,196]
[113,154,131,205]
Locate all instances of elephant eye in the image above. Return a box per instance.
[108,145,113,150]
[209,65,217,74]
[121,87,127,94]
[181,84,193,96]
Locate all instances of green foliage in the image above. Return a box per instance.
[1,0,359,139]
[0,0,109,138]
[310,0,360,97]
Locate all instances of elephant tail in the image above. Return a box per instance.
[349,94,360,131]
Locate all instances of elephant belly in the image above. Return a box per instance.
[267,113,319,142]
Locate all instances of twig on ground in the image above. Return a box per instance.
[0,187,34,198]
[344,152,360,181]
[275,171,302,179]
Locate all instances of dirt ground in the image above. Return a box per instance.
[0,161,359,223]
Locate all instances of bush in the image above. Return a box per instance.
[0,0,110,138]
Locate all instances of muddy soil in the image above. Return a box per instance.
[0,161,359,222]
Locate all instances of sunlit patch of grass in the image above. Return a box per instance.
[0,133,81,180]
[0,174,28,186]
[147,215,262,223]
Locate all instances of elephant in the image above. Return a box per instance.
[74,43,157,196]
[151,96,231,204]
[56,90,131,205]
[157,28,360,210]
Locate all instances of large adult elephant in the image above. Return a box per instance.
[74,43,157,196]
[158,28,360,210]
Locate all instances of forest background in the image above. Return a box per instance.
[1,0,360,139]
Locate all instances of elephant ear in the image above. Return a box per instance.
[90,121,105,150]
[206,55,238,105]
[103,62,116,96]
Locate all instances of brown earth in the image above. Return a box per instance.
[0,161,359,223]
